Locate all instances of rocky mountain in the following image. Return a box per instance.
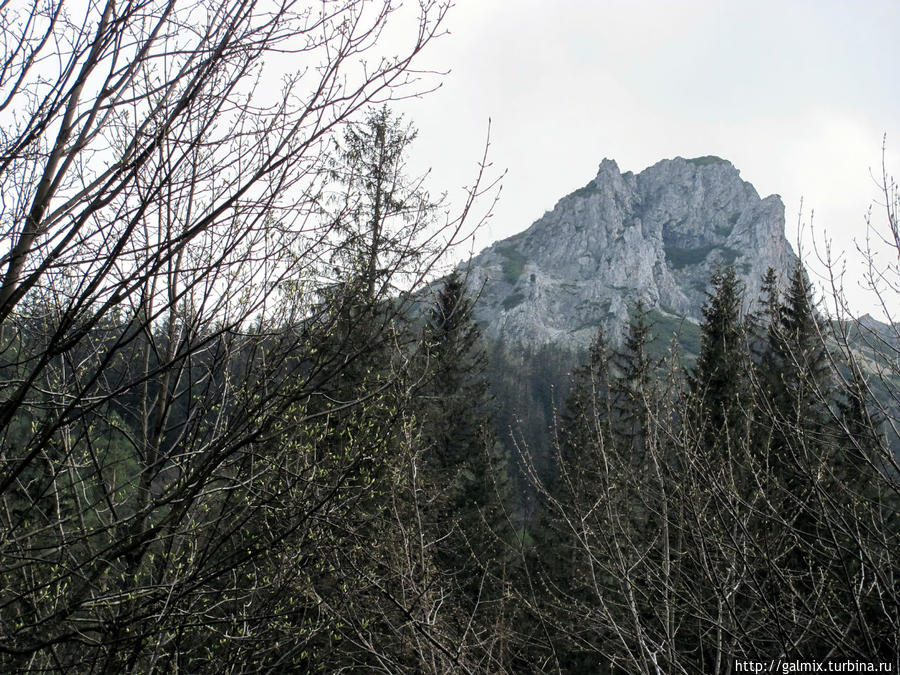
[465,156,797,348]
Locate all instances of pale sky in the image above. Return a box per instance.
[394,0,900,316]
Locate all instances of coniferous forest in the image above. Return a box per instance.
[1,2,898,672]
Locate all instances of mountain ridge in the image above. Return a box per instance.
[464,155,797,348]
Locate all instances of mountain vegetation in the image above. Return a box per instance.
[1,1,898,672]
[508,262,899,672]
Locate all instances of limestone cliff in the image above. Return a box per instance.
[466,156,797,347]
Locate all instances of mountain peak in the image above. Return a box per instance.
[681,154,732,167]
[597,157,621,175]
[465,156,797,348]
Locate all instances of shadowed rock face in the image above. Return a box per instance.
[465,156,797,348]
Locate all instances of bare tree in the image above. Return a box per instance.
[822,141,900,480]
[0,0,501,670]
[516,262,899,672]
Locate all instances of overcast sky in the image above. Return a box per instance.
[394,0,900,314]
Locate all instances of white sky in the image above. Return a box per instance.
[393,0,900,316]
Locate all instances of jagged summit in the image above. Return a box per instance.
[465,156,797,348]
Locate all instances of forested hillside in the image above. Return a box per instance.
[1,1,898,672]
[501,264,899,671]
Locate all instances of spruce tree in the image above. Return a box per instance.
[758,266,782,332]
[837,367,883,491]
[330,105,434,301]
[560,327,614,468]
[419,270,512,616]
[683,267,759,668]
[422,270,490,469]
[836,368,900,658]
[752,263,845,656]
[689,265,750,454]
[611,300,655,463]
[750,267,783,418]
[528,326,623,673]
[754,264,834,475]
[778,264,833,425]
[548,327,615,580]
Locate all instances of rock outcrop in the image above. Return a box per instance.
[465,156,797,347]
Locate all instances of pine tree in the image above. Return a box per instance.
[546,327,615,574]
[758,267,782,332]
[681,267,760,669]
[778,264,833,424]
[422,270,490,469]
[330,105,435,301]
[550,327,618,671]
[559,327,614,468]
[754,264,834,473]
[751,264,846,656]
[689,265,750,454]
[837,366,883,491]
[611,300,655,463]
[836,367,900,658]
[292,108,449,669]
[419,271,513,620]
[536,310,667,671]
